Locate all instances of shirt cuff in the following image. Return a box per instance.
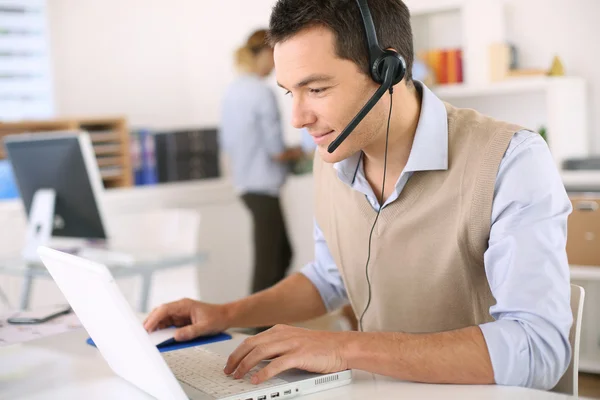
[300,263,347,312]
[479,319,529,387]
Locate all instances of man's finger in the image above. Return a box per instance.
[143,309,155,326]
[224,336,260,375]
[143,304,173,332]
[252,355,298,384]
[156,321,171,331]
[232,339,296,379]
[224,331,279,375]
[143,305,165,327]
[174,323,206,342]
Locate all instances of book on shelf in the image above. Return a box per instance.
[130,129,157,186]
[419,47,463,85]
[153,128,220,184]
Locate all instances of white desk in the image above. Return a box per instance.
[0,329,576,400]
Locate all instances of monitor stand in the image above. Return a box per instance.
[22,188,56,262]
[21,189,134,266]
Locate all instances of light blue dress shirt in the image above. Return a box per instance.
[219,74,288,196]
[301,81,573,390]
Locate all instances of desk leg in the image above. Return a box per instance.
[139,272,152,313]
[0,286,11,308]
[20,274,34,310]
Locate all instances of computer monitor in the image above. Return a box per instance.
[3,131,109,260]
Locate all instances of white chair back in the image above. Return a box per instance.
[108,209,200,255]
[108,208,202,309]
[552,283,585,396]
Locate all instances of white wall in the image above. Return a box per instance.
[47,0,301,144]
[46,0,600,152]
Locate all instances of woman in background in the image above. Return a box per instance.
[219,29,303,296]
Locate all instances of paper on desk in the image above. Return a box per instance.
[0,311,83,347]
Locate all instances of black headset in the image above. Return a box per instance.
[327,0,407,153]
[326,0,408,331]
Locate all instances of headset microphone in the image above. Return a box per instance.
[326,0,406,154]
[325,0,409,332]
[327,62,398,153]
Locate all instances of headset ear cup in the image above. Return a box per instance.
[372,50,406,85]
[393,54,407,85]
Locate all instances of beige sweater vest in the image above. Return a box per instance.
[314,103,524,333]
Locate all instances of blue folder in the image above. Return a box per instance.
[86,332,232,353]
[0,161,19,200]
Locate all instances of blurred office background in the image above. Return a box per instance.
[1,0,600,395]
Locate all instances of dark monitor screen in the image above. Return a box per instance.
[4,132,107,240]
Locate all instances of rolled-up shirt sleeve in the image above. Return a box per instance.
[301,220,348,311]
[479,131,572,390]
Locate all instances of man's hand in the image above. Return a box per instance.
[143,298,230,341]
[224,325,350,384]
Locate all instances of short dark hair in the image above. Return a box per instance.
[268,0,414,82]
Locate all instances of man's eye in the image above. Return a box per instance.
[309,87,327,94]
[284,90,292,96]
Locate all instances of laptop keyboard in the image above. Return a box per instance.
[163,346,287,399]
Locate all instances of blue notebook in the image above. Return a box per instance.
[86,332,232,353]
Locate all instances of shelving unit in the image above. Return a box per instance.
[0,117,132,188]
[407,0,506,86]
[433,76,573,98]
[431,76,588,169]
[407,0,595,181]
[407,0,589,171]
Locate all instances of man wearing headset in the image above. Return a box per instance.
[145,0,572,390]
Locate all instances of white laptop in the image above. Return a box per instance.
[37,246,352,400]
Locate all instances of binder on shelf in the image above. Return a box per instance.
[447,49,462,84]
[130,129,157,186]
[438,50,448,85]
[422,47,463,85]
[154,128,220,183]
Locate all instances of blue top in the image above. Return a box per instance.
[301,81,573,390]
[219,74,288,196]
[300,128,317,154]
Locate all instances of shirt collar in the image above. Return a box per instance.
[334,81,448,186]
